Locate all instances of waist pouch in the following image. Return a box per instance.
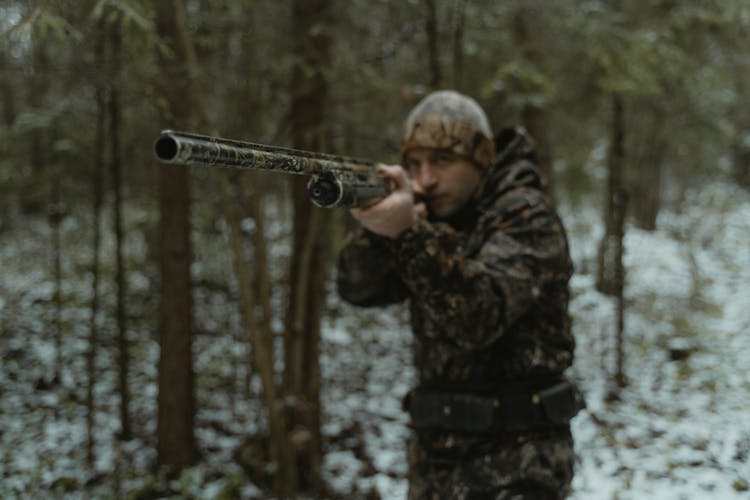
[407,379,585,434]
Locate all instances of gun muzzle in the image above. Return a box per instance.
[154,134,179,162]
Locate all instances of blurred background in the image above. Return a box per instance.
[1,0,749,498]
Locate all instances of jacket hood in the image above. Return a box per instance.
[474,126,545,212]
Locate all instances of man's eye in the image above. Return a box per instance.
[435,154,453,164]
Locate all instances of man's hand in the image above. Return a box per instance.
[350,165,425,239]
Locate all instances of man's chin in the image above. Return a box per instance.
[429,201,457,219]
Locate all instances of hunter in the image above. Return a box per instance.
[337,90,583,499]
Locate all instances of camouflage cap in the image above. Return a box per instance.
[401,90,494,169]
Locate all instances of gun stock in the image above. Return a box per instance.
[154,130,389,208]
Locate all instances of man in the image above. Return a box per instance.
[337,90,582,499]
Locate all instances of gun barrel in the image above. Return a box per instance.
[154,130,390,208]
[153,134,181,162]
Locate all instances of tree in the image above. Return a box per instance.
[283,0,334,493]
[601,94,628,388]
[425,0,441,89]
[628,100,666,230]
[86,13,107,467]
[155,0,197,469]
[106,11,132,442]
[513,3,554,193]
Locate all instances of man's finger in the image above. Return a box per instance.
[350,208,365,221]
[415,202,427,218]
[377,164,409,190]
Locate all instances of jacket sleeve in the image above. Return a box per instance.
[392,188,571,350]
[336,225,409,307]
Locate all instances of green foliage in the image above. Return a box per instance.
[89,0,151,32]
[10,100,72,134]
[591,33,663,97]
[2,6,82,42]
[484,60,557,107]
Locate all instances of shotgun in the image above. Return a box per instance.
[153,130,390,208]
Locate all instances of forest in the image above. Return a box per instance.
[1,0,749,498]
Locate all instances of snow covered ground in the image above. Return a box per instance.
[1,181,749,498]
[564,183,750,499]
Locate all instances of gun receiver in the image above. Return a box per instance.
[154,130,390,208]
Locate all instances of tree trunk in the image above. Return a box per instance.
[219,172,292,493]
[613,185,627,389]
[0,46,12,229]
[597,95,625,295]
[630,104,665,230]
[26,25,49,214]
[155,0,197,468]
[48,194,65,385]
[30,23,60,371]
[733,133,750,190]
[108,13,131,442]
[425,0,441,89]
[514,5,554,194]
[0,48,15,127]
[87,21,107,468]
[245,178,283,467]
[731,62,750,190]
[596,95,628,387]
[284,0,333,493]
[452,0,467,91]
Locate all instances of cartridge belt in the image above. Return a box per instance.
[406,378,585,434]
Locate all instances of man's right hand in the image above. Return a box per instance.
[350,165,423,239]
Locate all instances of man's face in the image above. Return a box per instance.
[405,148,485,219]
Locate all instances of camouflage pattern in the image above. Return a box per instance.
[401,90,495,169]
[407,429,574,499]
[337,127,576,499]
[154,130,389,207]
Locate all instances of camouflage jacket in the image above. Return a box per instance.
[337,127,574,390]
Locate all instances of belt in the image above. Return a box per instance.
[406,378,585,434]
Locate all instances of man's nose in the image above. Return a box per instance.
[416,164,437,190]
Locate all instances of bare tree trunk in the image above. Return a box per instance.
[733,133,750,190]
[283,0,334,493]
[108,13,131,442]
[630,103,665,230]
[87,22,107,468]
[27,26,49,214]
[0,48,15,127]
[155,0,197,468]
[48,195,66,385]
[731,63,750,190]
[218,173,292,493]
[733,139,750,189]
[425,0,441,89]
[31,28,63,381]
[613,185,627,389]
[452,0,467,91]
[597,95,624,294]
[0,47,14,230]
[514,5,554,194]
[597,94,628,388]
